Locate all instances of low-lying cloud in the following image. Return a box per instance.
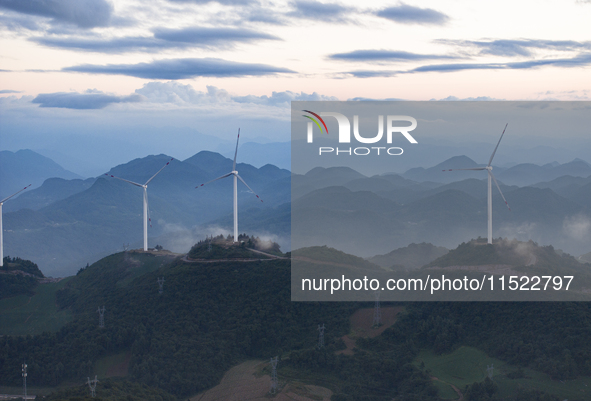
[135,81,336,106]
[562,214,591,242]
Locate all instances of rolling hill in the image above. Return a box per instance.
[4,150,591,278]
[0,149,81,199]
[368,242,449,270]
[2,177,96,213]
[2,247,591,400]
[2,152,290,277]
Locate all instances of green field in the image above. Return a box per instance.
[415,346,591,400]
[0,277,73,335]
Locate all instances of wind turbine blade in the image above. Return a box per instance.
[236,174,263,202]
[105,174,143,187]
[490,171,511,211]
[488,123,508,167]
[1,184,31,203]
[233,128,240,171]
[145,158,174,185]
[442,168,487,171]
[196,172,233,188]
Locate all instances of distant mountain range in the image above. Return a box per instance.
[2,149,590,277]
[0,150,81,199]
[221,141,290,170]
[292,164,591,259]
[402,155,591,186]
[368,243,449,270]
[2,151,290,276]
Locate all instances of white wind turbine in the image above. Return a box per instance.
[105,158,173,251]
[196,129,263,242]
[0,184,31,267]
[443,124,511,244]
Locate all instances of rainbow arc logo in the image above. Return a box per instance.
[302,110,329,135]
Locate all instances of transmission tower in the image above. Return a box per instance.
[372,290,382,327]
[487,364,494,379]
[207,235,212,252]
[157,277,165,294]
[97,306,105,328]
[123,243,129,252]
[317,324,325,349]
[87,375,99,398]
[270,356,278,394]
[22,362,27,400]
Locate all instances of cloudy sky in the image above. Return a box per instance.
[1,0,591,174]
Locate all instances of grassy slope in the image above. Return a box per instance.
[115,252,176,288]
[0,277,73,335]
[415,346,591,400]
[293,245,382,270]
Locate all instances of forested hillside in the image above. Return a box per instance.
[0,256,44,299]
[2,248,591,400]
[0,252,359,397]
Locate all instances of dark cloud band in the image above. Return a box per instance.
[344,52,591,77]
[0,0,113,28]
[288,0,354,22]
[329,49,458,62]
[376,4,449,25]
[32,92,142,109]
[33,27,280,53]
[62,58,296,79]
[437,39,591,57]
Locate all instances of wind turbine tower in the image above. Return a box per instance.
[105,158,173,251]
[0,185,31,267]
[443,124,511,244]
[196,129,263,242]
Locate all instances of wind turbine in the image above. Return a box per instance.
[196,129,263,243]
[0,185,31,267]
[443,124,511,244]
[105,158,173,251]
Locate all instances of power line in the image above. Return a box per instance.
[317,324,325,349]
[157,277,165,295]
[87,375,99,398]
[270,356,278,394]
[22,362,27,400]
[97,306,105,328]
[487,364,494,379]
